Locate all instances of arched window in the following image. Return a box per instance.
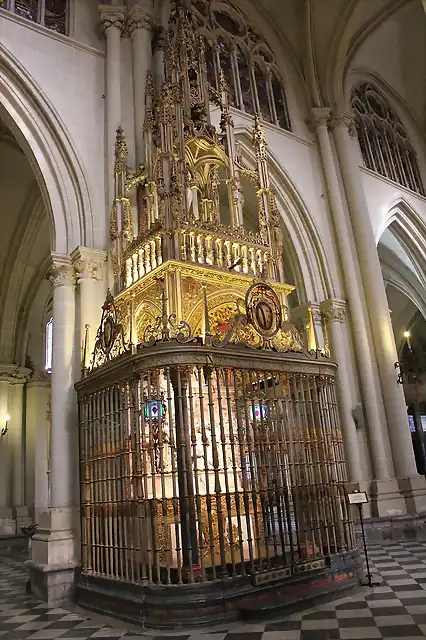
[45,317,53,373]
[351,83,424,196]
[193,1,291,131]
[2,0,68,35]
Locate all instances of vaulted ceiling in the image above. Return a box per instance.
[251,0,426,126]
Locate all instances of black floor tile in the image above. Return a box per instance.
[378,625,423,637]
[335,600,369,609]
[265,620,301,631]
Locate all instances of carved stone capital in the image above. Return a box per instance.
[329,111,357,138]
[71,247,107,282]
[0,364,31,384]
[320,299,347,324]
[46,255,75,288]
[27,371,51,387]
[99,5,126,34]
[307,107,331,133]
[126,5,153,35]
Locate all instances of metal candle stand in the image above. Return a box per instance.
[348,490,380,588]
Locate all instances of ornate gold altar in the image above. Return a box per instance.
[75,0,357,627]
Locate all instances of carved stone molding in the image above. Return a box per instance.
[320,299,347,324]
[329,111,357,138]
[99,5,125,34]
[27,371,51,386]
[0,364,31,384]
[307,107,331,133]
[46,255,75,288]
[71,247,107,282]
[126,5,153,35]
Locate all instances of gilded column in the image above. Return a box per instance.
[100,5,125,210]
[310,107,393,481]
[320,299,362,483]
[127,3,153,165]
[331,111,417,480]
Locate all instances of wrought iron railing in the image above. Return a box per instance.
[78,351,353,585]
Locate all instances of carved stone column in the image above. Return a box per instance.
[310,108,394,483]
[27,254,78,605]
[0,370,13,534]
[127,3,153,165]
[290,302,325,352]
[71,247,107,370]
[100,5,125,210]
[320,299,362,483]
[26,373,51,522]
[8,370,31,530]
[331,111,419,484]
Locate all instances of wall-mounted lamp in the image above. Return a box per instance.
[404,330,412,350]
[1,413,10,437]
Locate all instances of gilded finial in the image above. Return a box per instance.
[114,127,128,174]
[252,115,267,159]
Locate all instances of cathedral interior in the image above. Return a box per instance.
[1,0,426,629]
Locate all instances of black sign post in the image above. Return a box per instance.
[348,490,380,588]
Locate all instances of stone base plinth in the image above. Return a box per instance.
[26,560,79,605]
[13,506,31,533]
[357,513,426,544]
[25,507,80,606]
[0,507,15,535]
[369,476,426,518]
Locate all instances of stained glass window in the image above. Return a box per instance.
[218,37,236,107]
[3,0,68,35]
[236,46,255,115]
[44,0,67,35]
[254,62,272,122]
[351,83,424,196]
[193,0,291,131]
[14,0,38,22]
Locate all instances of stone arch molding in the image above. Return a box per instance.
[376,198,426,290]
[0,43,95,253]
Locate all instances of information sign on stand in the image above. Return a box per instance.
[348,490,379,588]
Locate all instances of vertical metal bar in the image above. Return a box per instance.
[139,373,153,583]
[165,368,182,584]
[196,366,216,577]
[205,366,227,576]
[233,370,255,573]
[146,370,161,583]
[223,368,246,575]
[187,370,206,581]
[215,367,237,576]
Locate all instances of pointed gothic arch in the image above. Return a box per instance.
[0,43,96,253]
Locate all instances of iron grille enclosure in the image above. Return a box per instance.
[76,330,358,627]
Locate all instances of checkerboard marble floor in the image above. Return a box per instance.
[2,541,426,639]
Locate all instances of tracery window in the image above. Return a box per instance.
[1,0,68,35]
[351,83,424,196]
[194,1,291,131]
